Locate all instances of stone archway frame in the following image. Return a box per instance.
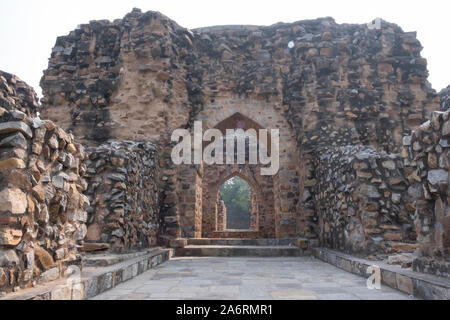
[193,99,303,239]
[202,111,273,155]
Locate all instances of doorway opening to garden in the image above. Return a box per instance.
[218,176,257,231]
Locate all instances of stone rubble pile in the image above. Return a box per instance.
[84,140,161,252]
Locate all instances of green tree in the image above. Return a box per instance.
[220,177,251,229]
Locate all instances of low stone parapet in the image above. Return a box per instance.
[314,247,450,300]
[0,248,172,300]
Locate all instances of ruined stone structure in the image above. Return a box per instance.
[215,195,226,232]
[1,71,89,293]
[84,140,160,252]
[440,86,450,111]
[1,8,449,296]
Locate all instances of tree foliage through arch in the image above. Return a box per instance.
[220,176,251,229]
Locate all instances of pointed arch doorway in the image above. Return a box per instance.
[200,111,277,238]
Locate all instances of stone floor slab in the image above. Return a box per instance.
[91,257,413,300]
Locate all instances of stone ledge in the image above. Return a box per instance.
[83,249,160,267]
[0,248,173,300]
[313,248,450,300]
[175,245,306,257]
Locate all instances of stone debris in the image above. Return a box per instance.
[83,243,110,252]
[387,253,414,268]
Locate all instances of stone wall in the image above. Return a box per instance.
[314,145,418,256]
[440,86,450,111]
[40,9,438,153]
[249,191,258,231]
[38,8,440,241]
[216,195,226,231]
[0,79,88,293]
[403,110,450,277]
[0,71,40,117]
[84,141,161,252]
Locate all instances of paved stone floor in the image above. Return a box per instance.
[91,257,414,300]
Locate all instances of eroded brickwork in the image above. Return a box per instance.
[216,195,226,232]
[41,9,438,151]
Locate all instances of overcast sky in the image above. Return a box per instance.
[0,0,448,98]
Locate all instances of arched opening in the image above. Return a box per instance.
[207,170,262,238]
[219,176,253,230]
[179,103,300,240]
[205,112,273,155]
[197,111,278,238]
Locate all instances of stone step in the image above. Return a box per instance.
[207,230,261,239]
[83,242,110,252]
[175,245,306,257]
[187,238,301,246]
[83,248,163,267]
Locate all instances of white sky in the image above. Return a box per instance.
[0,0,449,99]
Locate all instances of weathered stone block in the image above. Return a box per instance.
[0,188,27,214]
[427,169,448,186]
[38,267,59,284]
[0,121,32,138]
[396,274,414,295]
[35,247,55,270]
[0,158,26,173]
[0,250,20,267]
[51,285,71,300]
[0,132,27,149]
[0,228,22,245]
